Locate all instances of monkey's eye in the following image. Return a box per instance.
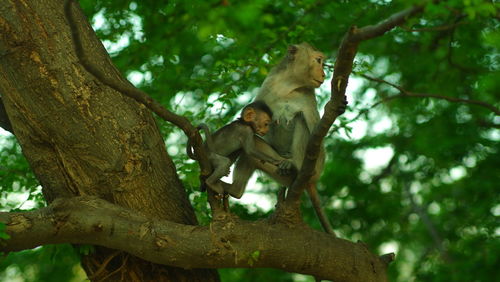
[316,57,322,64]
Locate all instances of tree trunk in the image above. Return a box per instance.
[0,0,218,280]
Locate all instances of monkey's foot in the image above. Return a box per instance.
[206,182,224,195]
[226,189,243,199]
[220,182,244,199]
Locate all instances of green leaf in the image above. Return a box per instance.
[247,250,261,266]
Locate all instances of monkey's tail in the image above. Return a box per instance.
[186,138,197,160]
[197,123,214,150]
[186,123,214,160]
[307,185,336,237]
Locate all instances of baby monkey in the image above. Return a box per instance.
[188,101,295,198]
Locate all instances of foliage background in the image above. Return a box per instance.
[1,0,498,281]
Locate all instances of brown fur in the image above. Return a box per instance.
[234,43,335,235]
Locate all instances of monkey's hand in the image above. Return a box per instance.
[277,160,296,176]
[336,96,348,115]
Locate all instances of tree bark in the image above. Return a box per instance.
[0,0,393,281]
[1,196,390,282]
[0,0,218,280]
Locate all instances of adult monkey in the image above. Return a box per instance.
[233,43,347,235]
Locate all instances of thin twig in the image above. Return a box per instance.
[99,253,130,281]
[360,73,500,115]
[401,21,465,32]
[403,183,451,262]
[352,6,425,41]
[88,250,121,280]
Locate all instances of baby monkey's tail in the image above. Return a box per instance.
[186,123,212,159]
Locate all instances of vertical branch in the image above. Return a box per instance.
[403,183,451,261]
[287,5,425,203]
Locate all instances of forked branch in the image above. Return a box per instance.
[287,5,425,202]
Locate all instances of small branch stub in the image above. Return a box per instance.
[379,253,396,266]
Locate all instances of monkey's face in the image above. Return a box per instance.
[253,112,272,136]
[309,52,326,88]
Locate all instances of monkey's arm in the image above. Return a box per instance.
[248,135,297,176]
[241,129,292,168]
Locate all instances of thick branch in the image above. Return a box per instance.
[287,4,425,202]
[1,196,389,282]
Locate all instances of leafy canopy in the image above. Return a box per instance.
[1,0,498,281]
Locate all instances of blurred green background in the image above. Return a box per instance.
[1,0,498,281]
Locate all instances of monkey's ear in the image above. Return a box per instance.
[287,45,298,59]
[242,107,256,122]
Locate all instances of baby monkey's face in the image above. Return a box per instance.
[253,112,271,136]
